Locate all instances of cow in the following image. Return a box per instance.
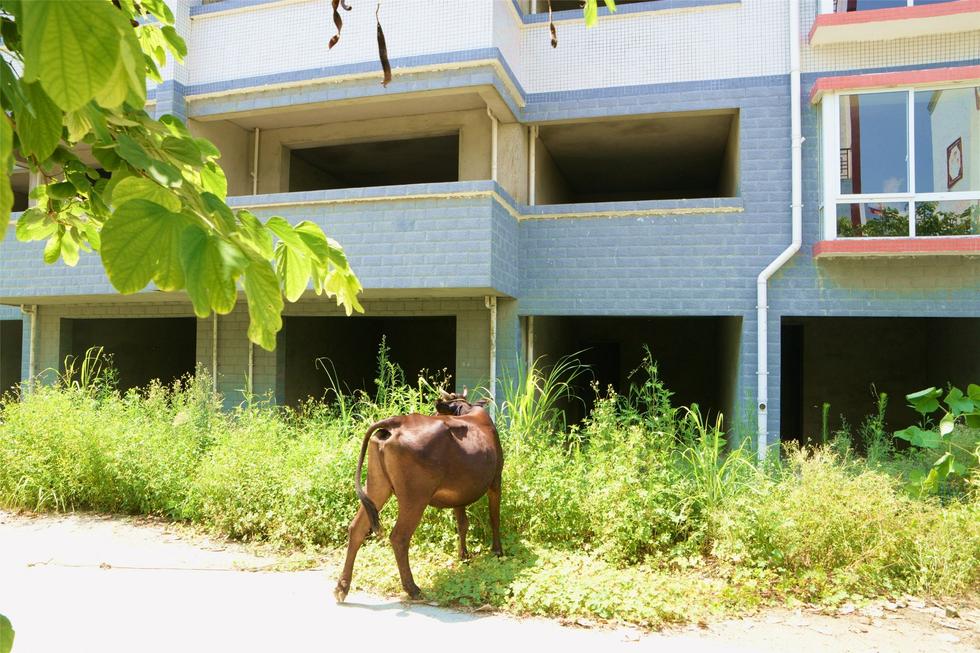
[334,389,504,602]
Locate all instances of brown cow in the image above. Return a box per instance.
[334,389,503,602]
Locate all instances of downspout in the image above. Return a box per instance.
[248,127,260,396]
[756,0,802,461]
[487,108,498,182]
[19,304,36,392]
[212,312,218,393]
[528,125,538,206]
[485,296,497,408]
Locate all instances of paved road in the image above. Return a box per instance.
[1,511,976,653]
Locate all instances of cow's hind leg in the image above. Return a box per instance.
[454,506,470,560]
[389,496,428,599]
[487,478,503,557]
[335,451,392,603]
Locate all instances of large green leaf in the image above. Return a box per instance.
[0,115,11,240]
[906,387,942,415]
[16,207,57,241]
[17,82,62,161]
[22,0,121,111]
[100,199,189,294]
[0,613,14,653]
[180,227,242,316]
[943,387,974,416]
[110,177,181,213]
[894,425,941,449]
[274,240,311,302]
[243,260,284,351]
[236,210,274,259]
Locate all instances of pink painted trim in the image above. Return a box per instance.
[813,236,980,257]
[809,0,980,44]
[809,65,980,104]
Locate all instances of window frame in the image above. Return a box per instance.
[820,0,961,13]
[820,81,980,240]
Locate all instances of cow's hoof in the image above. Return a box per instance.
[405,584,423,600]
[334,580,350,603]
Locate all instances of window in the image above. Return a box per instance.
[829,0,960,12]
[822,85,980,238]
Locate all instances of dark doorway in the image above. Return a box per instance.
[59,317,197,391]
[780,322,804,443]
[1,320,23,396]
[781,317,980,443]
[281,316,456,405]
[531,316,742,427]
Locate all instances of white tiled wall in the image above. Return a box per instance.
[187,0,494,86]
[801,0,980,73]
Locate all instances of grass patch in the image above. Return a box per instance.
[1,347,978,628]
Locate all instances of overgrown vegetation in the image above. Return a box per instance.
[1,347,978,628]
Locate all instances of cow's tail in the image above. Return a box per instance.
[355,418,394,536]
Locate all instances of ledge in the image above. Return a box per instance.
[809,64,980,104]
[813,236,980,258]
[809,0,980,46]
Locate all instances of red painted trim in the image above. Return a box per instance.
[813,236,980,257]
[809,0,980,44]
[809,65,980,104]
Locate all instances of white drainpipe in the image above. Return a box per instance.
[248,127,260,396]
[20,304,36,392]
[212,313,218,392]
[487,108,498,182]
[756,0,802,461]
[526,315,535,373]
[528,125,538,206]
[485,296,497,407]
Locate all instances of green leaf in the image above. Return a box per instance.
[603,0,618,10]
[61,227,80,266]
[966,414,980,429]
[967,384,980,403]
[943,387,973,416]
[894,425,941,449]
[0,58,29,118]
[243,260,284,351]
[146,159,183,189]
[22,0,122,111]
[16,207,57,241]
[938,413,955,437]
[43,229,62,264]
[115,133,153,169]
[100,199,190,294]
[17,82,63,161]
[236,210,274,259]
[274,240,311,302]
[0,116,12,239]
[584,0,598,27]
[0,613,14,653]
[161,25,188,59]
[202,193,236,232]
[180,227,240,316]
[906,387,942,415]
[46,181,77,201]
[109,177,181,213]
[141,0,176,25]
[201,162,227,199]
[94,51,131,109]
[932,452,955,481]
[162,136,203,167]
[266,217,310,253]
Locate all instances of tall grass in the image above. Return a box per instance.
[0,345,977,602]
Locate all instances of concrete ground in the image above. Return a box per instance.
[1,510,977,653]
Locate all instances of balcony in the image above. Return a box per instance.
[810,0,980,46]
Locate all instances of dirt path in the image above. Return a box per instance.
[1,510,977,653]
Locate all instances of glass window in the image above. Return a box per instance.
[839,92,908,195]
[836,202,909,238]
[837,0,960,10]
[915,200,980,236]
[914,88,978,193]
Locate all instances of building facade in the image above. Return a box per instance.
[1,0,979,450]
